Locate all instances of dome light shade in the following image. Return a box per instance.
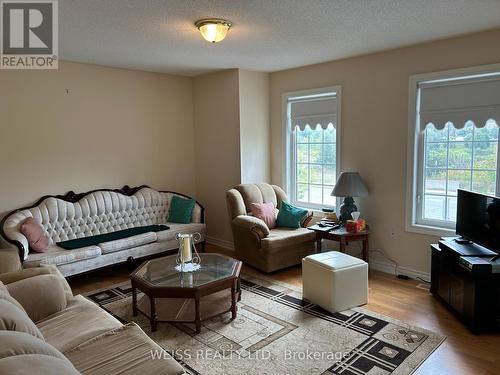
[195,19,231,43]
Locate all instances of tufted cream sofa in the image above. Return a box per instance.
[0,186,205,277]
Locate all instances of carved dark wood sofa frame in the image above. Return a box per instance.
[0,185,205,276]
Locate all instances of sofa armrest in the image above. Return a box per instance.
[301,211,314,228]
[232,215,270,239]
[7,274,68,323]
[0,267,50,285]
[1,229,28,261]
[0,265,73,300]
[191,202,204,224]
[0,247,22,274]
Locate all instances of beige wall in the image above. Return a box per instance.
[3,29,499,271]
[0,61,197,215]
[238,70,271,184]
[270,29,500,274]
[193,69,241,244]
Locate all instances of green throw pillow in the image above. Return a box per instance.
[168,196,196,224]
[276,201,308,228]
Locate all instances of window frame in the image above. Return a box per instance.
[282,85,342,211]
[406,63,500,236]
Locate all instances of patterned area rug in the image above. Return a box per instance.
[85,272,445,375]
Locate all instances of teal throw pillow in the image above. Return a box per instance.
[168,196,196,224]
[276,201,308,228]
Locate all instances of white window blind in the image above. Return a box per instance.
[285,90,340,210]
[290,96,337,131]
[419,74,500,131]
[410,69,500,232]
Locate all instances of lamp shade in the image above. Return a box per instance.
[331,172,368,197]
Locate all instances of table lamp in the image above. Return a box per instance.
[331,172,368,222]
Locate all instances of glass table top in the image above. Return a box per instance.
[132,254,240,288]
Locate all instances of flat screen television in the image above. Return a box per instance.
[456,189,500,254]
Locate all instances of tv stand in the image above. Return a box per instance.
[454,237,472,245]
[431,239,500,334]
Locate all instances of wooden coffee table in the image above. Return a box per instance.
[130,253,242,333]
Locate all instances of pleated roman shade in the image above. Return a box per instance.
[418,74,500,131]
[290,95,337,130]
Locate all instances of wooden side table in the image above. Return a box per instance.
[308,225,370,261]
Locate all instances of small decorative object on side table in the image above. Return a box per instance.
[308,223,370,261]
[321,208,339,223]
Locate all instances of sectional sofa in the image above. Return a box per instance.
[0,265,185,374]
[1,186,205,277]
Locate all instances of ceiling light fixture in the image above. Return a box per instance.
[195,18,232,43]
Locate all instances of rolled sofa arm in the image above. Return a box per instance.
[1,230,28,261]
[232,215,270,239]
[6,273,69,323]
[301,211,314,228]
[0,265,73,300]
[0,248,22,274]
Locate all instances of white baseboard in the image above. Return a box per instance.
[205,236,430,282]
[369,259,430,282]
[206,236,234,251]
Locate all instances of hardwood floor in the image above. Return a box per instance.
[69,244,500,375]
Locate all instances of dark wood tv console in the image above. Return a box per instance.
[430,239,500,334]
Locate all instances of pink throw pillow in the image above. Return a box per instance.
[20,218,49,253]
[250,202,277,229]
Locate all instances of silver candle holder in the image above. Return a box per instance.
[175,232,201,272]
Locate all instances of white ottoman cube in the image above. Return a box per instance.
[302,251,368,313]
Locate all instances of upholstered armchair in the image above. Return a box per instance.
[226,183,316,273]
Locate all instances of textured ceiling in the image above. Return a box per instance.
[59,0,500,76]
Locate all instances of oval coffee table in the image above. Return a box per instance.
[130,253,242,333]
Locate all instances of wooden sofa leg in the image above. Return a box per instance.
[127,256,135,273]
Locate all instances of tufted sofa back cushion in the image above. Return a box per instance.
[3,188,202,260]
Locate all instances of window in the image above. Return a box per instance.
[283,87,341,210]
[407,65,500,233]
[421,121,498,225]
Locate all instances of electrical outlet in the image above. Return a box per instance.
[390,228,397,240]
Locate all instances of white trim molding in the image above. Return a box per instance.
[369,259,430,283]
[406,62,500,236]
